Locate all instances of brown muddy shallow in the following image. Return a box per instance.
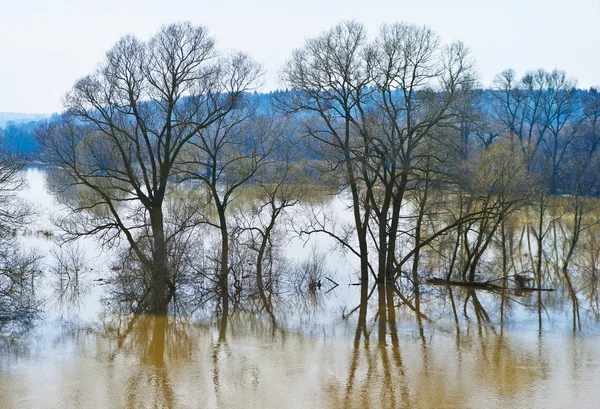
[2,300,600,409]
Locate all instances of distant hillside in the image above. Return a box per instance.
[0,112,50,127]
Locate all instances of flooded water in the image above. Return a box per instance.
[2,167,600,408]
[3,313,600,409]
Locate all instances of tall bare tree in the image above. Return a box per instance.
[280,21,374,284]
[368,23,476,285]
[175,104,281,316]
[37,22,261,314]
[281,21,476,293]
[0,132,39,320]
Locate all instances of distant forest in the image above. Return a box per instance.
[2,85,600,196]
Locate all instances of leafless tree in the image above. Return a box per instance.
[280,21,374,285]
[556,141,600,330]
[0,133,39,321]
[367,24,476,287]
[281,22,476,297]
[580,87,600,161]
[492,69,551,168]
[37,22,261,314]
[175,106,281,316]
[234,139,306,313]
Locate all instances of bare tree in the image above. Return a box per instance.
[175,103,281,316]
[367,24,476,287]
[580,87,600,161]
[280,21,373,285]
[234,138,306,313]
[538,70,579,193]
[281,22,476,296]
[458,139,530,282]
[37,22,261,314]
[492,69,552,169]
[556,142,600,330]
[0,132,39,320]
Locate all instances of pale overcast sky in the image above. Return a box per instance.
[0,0,598,113]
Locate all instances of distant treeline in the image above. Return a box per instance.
[3,86,600,190]
[0,113,57,157]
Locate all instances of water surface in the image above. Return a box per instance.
[1,167,600,409]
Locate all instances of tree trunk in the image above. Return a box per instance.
[217,205,230,317]
[256,216,277,313]
[348,178,370,284]
[377,282,387,344]
[149,206,170,315]
[386,172,408,282]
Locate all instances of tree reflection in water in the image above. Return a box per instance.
[7,163,600,407]
[103,281,551,409]
[2,282,599,409]
[328,282,551,409]
[104,315,177,408]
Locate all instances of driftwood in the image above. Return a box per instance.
[507,287,555,292]
[324,277,339,294]
[427,278,502,290]
[0,308,38,321]
[427,277,555,292]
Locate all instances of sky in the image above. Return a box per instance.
[0,0,598,113]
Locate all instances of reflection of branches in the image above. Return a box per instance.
[0,315,35,359]
[464,289,490,322]
[212,314,229,406]
[0,237,41,321]
[101,314,197,408]
[50,242,89,312]
[333,305,550,409]
[393,285,432,323]
[342,283,377,319]
[278,245,335,316]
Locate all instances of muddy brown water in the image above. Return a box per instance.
[1,167,600,409]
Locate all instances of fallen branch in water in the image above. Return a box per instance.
[325,276,338,286]
[426,277,555,292]
[427,277,502,289]
[0,308,39,321]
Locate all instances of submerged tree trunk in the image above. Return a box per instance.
[348,159,371,285]
[149,207,170,315]
[561,200,583,331]
[377,282,387,343]
[216,204,230,317]
[411,168,429,299]
[386,172,409,282]
[535,195,546,330]
[256,215,277,314]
